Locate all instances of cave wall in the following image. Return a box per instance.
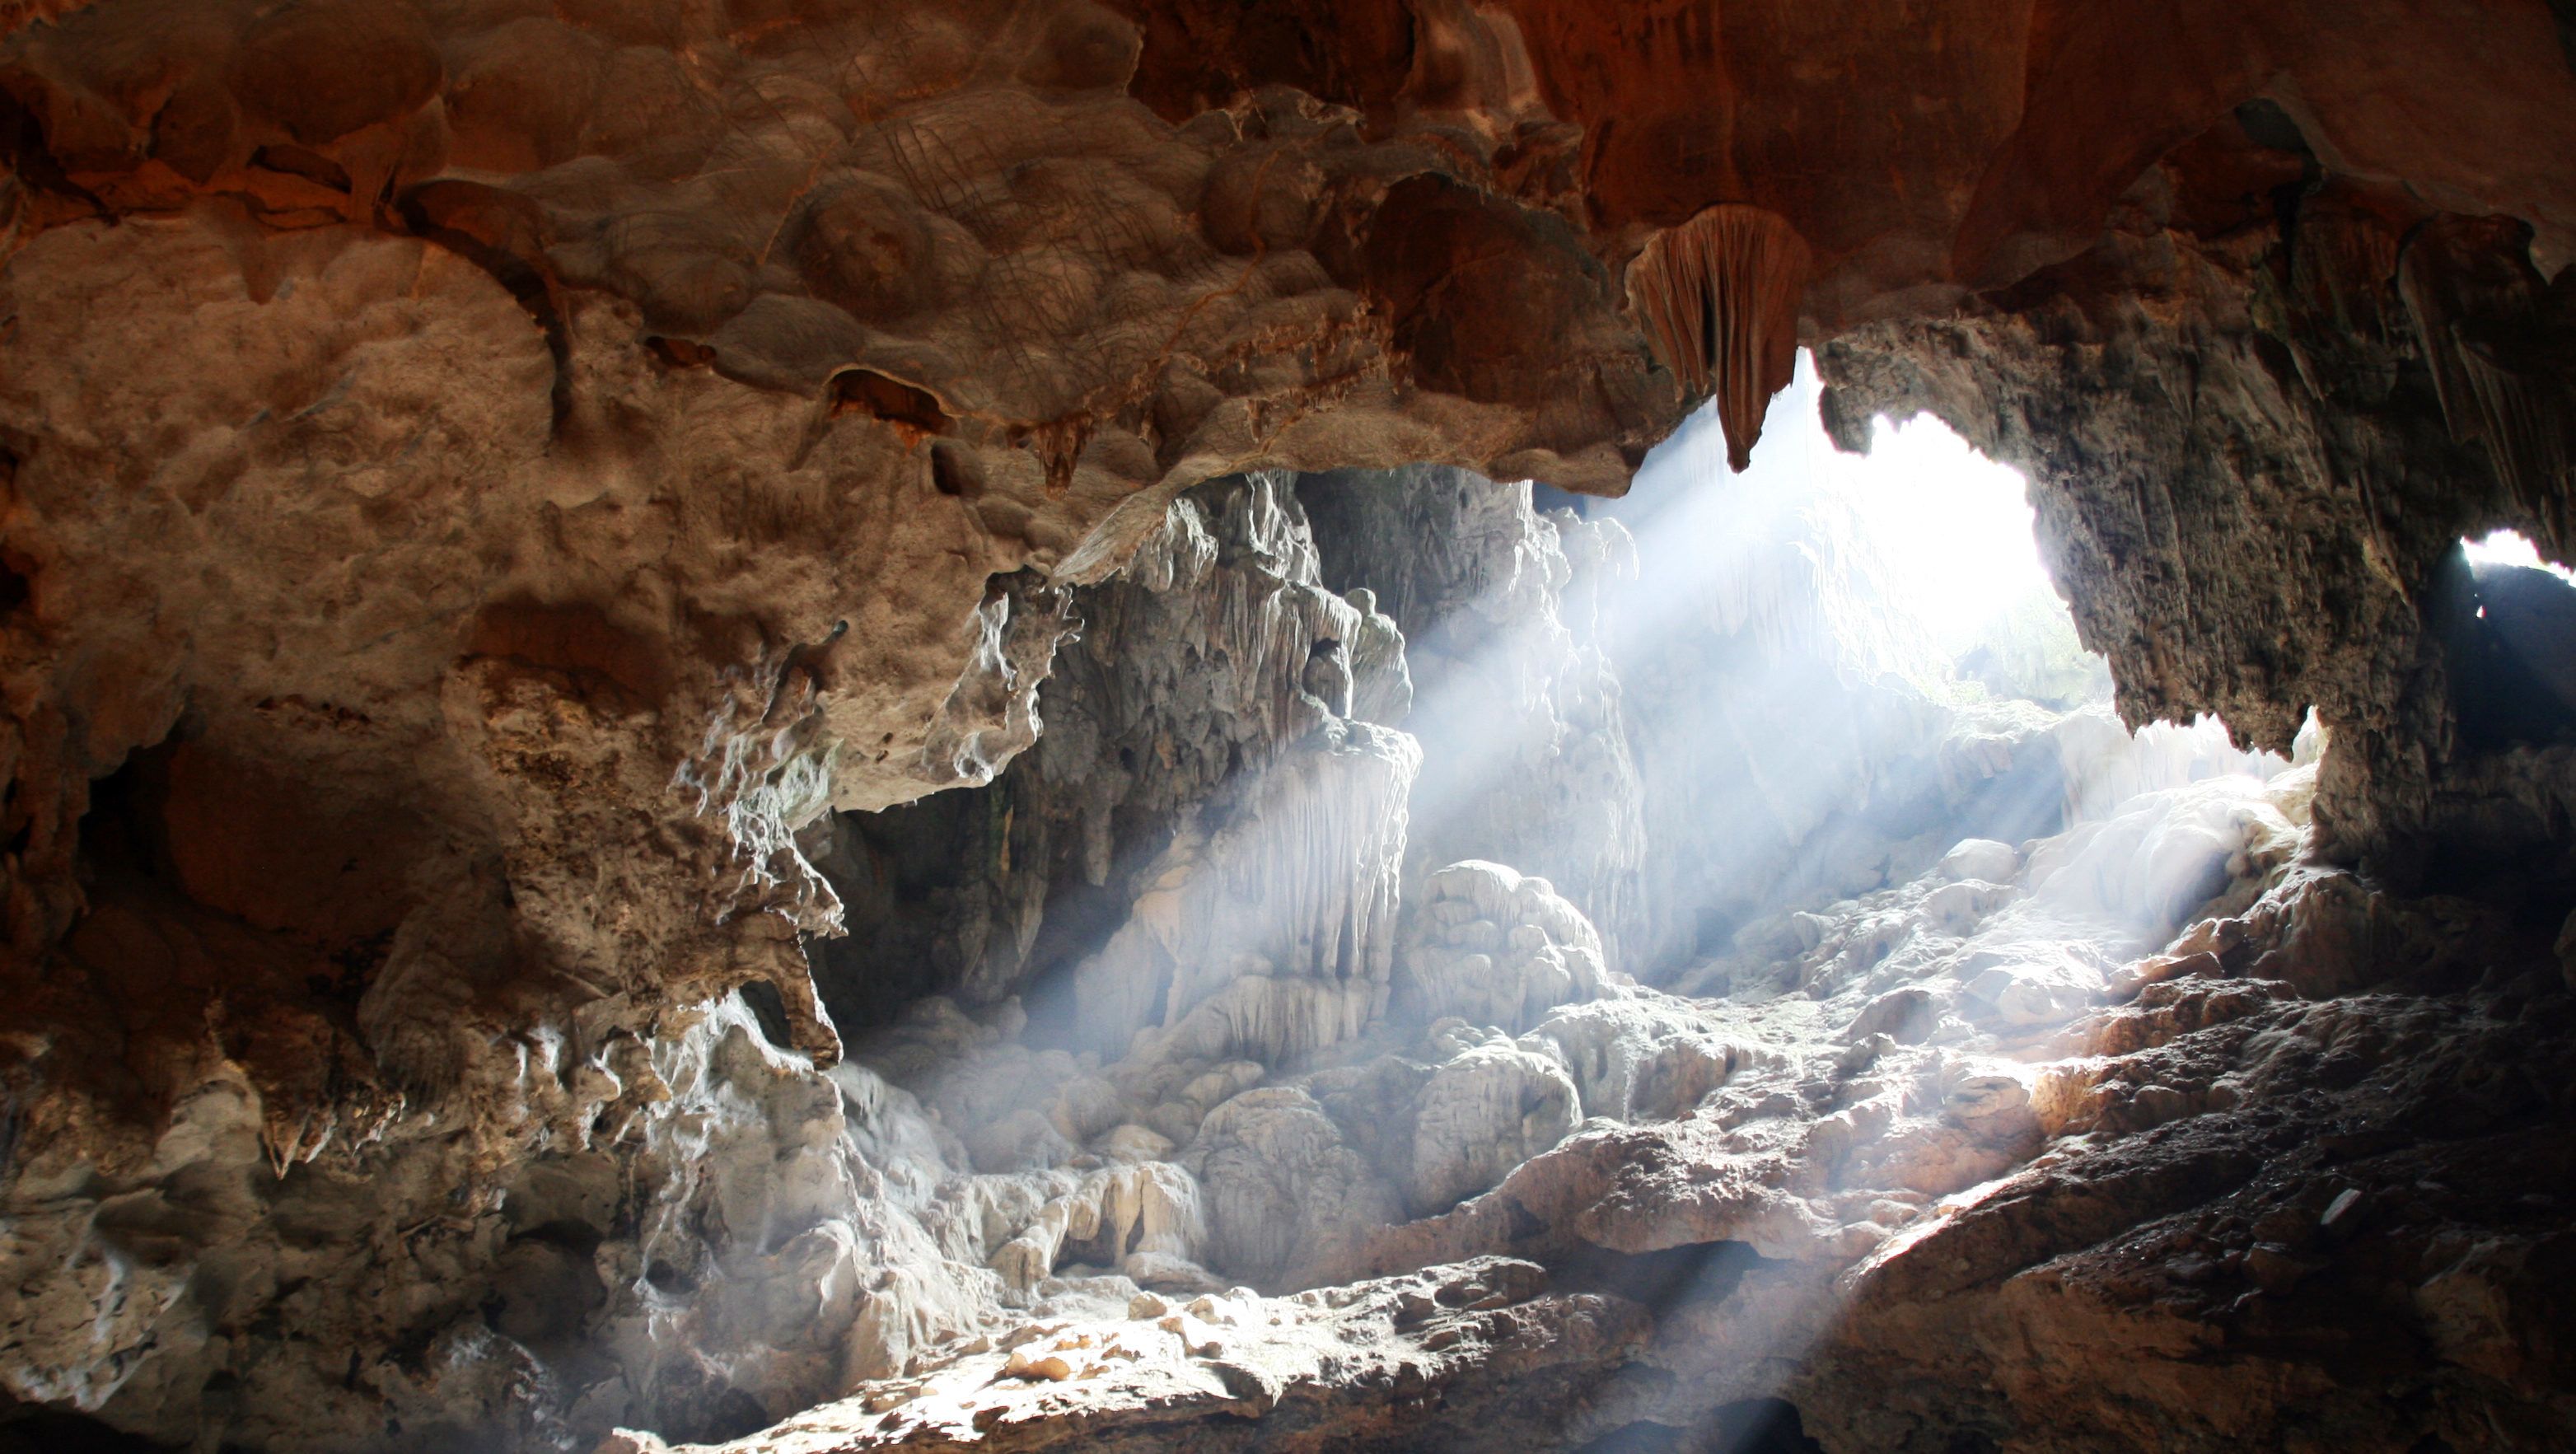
[806,470,1408,1032]
[1816,103,2576,890]
[1298,464,1651,964]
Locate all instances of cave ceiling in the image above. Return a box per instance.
[0,0,2566,854]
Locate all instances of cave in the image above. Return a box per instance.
[3,2,2575,1452]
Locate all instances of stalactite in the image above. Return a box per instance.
[2288,190,2402,349]
[2396,213,2576,527]
[1624,204,1811,471]
[1069,715,1419,1063]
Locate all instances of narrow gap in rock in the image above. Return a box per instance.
[2447,528,2576,752]
[0,1404,185,1454]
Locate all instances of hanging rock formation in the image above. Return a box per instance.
[1299,465,1650,964]
[1625,206,1812,471]
[1064,707,1416,1065]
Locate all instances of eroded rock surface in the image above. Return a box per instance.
[614,639,2576,1454]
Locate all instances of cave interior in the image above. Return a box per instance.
[2,2,2576,1452]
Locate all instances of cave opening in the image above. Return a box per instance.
[750,347,2341,1446]
[2446,528,2576,753]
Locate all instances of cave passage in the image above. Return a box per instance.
[2449,529,2576,752]
[758,359,2329,1450]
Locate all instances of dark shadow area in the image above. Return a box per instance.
[802,783,1020,1035]
[1554,1240,1770,1318]
[1575,1400,1824,1454]
[830,368,951,435]
[1578,1423,1690,1453]
[0,1401,184,1454]
[1707,1400,1826,1454]
[736,980,795,1049]
[73,739,176,886]
[802,774,1188,1046]
[2419,545,2576,905]
[2438,552,2576,752]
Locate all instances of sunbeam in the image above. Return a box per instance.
[2462,527,2576,585]
[755,355,2341,1452]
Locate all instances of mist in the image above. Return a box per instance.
[731,343,2348,1448]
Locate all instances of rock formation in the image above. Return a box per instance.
[1300,465,1649,962]
[2,2,2574,1452]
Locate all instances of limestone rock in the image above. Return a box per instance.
[1302,470,1651,965]
[1397,860,1614,1032]
[1405,1030,1582,1216]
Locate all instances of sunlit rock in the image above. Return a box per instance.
[1397,859,1612,1031]
[1301,469,1652,965]
[1096,712,1416,1063]
[1185,1087,1404,1290]
[1405,1026,1583,1215]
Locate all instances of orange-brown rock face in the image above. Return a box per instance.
[1,2,2574,1452]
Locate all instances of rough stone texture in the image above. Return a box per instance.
[601,1260,1656,1454]
[1802,923,2576,1452]
[806,470,1409,1034]
[1300,466,1650,963]
[1814,105,2576,890]
[4,2,2576,1452]
[1396,859,1611,1033]
[630,690,2576,1454]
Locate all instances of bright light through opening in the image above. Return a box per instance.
[1614,350,2102,705]
[1825,412,2052,652]
[2461,528,2576,586]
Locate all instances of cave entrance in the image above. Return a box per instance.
[772,352,2328,1431]
[1625,349,2109,713]
[2448,529,2576,753]
[1819,399,2070,682]
[2463,528,2576,584]
[1537,353,2125,969]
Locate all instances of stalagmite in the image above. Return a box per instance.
[1404,1027,1581,1214]
[1396,860,1613,1032]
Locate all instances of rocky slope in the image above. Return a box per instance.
[591,524,2576,1452]
[3,2,2576,1452]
